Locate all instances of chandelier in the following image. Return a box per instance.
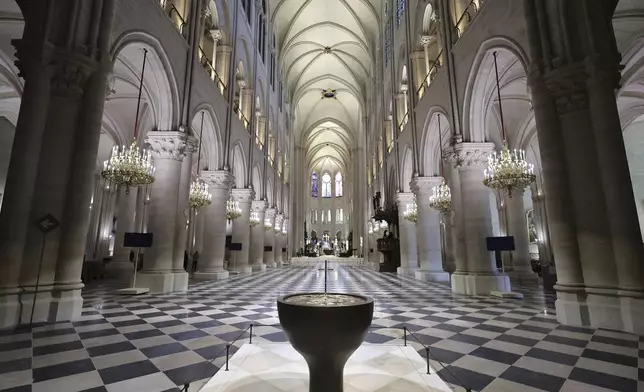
[483,51,535,197]
[226,198,241,220]
[274,215,282,233]
[368,221,373,235]
[189,111,212,209]
[429,114,453,214]
[429,179,452,214]
[188,180,211,209]
[403,198,418,223]
[102,48,155,194]
[264,216,273,231]
[249,211,261,227]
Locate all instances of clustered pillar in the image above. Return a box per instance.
[249,200,268,271]
[230,188,254,273]
[194,171,234,280]
[411,176,449,282]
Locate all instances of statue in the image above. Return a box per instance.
[372,191,382,212]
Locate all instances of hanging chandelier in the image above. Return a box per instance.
[188,111,212,209]
[429,180,452,214]
[226,198,242,221]
[429,114,452,214]
[274,214,282,233]
[188,180,211,209]
[249,211,261,227]
[102,48,155,194]
[483,51,535,197]
[403,197,418,223]
[264,215,273,231]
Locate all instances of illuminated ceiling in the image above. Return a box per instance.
[270,0,379,173]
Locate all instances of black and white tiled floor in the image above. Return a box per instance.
[0,262,642,392]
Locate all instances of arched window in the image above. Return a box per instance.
[336,209,344,223]
[335,172,343,197]
[328,210,332,222]
[311,172,318,197]
[322,173,332,198]
[396,0,405,27]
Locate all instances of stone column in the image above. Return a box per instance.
[194,170,234,280]
[135,132,186,292]
[264,208,276,267]
[209,29,222,80]
[110,188,137,270]
[506,191,536,279]
[421,36,432,80]
[230,188,254,273]
[274,214,284,266]
[448,143,511,295]
[396,192,418,276]
[194,208,205,253]
[250,200,267,271]
[242,88,254,128]
[410,52,426,94]
[215,45,231,93]
[171,136,196,291]
[411,177,450,282]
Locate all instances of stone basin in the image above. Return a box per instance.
[277,293,374,392]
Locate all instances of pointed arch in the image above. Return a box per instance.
[231,141,246,188]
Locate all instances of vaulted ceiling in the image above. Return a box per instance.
[270,0,380,174]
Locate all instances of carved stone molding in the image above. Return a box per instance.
[184,135,199,155]
[49,54,96,99]
[251,200,268,212]
[541,63,590,115]
[444,142,494,168]
[420,35,435,47]
[209,29,222,41]
[231,188,255,203]
[145,131,187,161]
[265,208,277,220]
[410,176,443,195]
[200,170,235,190]
[395,192,416,206]
[217,45,232,54]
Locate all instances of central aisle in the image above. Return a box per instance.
[0,264,639,392]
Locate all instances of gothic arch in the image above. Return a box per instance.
[190,105,223,173]
[231,141,247,188]
[252,164,263,200]
[462,36,529,143]
[419,106,450,176]
[110,31,181,133]
[400,145,413,192]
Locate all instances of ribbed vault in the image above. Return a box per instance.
[270,0,379,174]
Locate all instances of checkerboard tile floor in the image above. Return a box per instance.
[0,262,642,392]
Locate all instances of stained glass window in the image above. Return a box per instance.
[396,0,405,28]
[311,172,318,197]
[322,173,332,198]
[335,172,343,197]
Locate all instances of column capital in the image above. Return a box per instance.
[265,208,277,219]
[217,45,232,54]
[209,29,223,41]
[49,54,97,99]
[410,176,443,195]
[200,170,235,190]
[396,192,416,206]
[145,131,187,161]
[542,63,590,116]
[444,142,494,168]
[251,200,268,211]
[420,35,435,47]
[231,188,255,202]
[184,135,199,154]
